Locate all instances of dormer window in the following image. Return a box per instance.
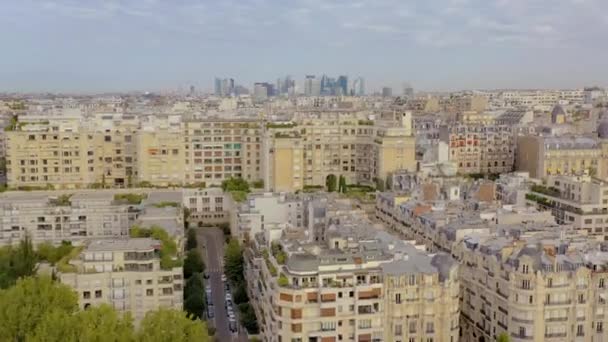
[522,264,529,274]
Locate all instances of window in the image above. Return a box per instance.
[600,279,605,289]
[522,264,529,273]
[426,322,434,333]
[394,324,402,336]
[522,279,531,289]
[598,322,604,333]
[409,321,417,333]
[95,290,102,298]
[146,289,154,296]
[83,291,91,299]
[395,293,401,304]
[577,324,584,336]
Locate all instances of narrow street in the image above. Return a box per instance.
[198,227,249,342]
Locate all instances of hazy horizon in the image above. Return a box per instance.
[1,0,607,93]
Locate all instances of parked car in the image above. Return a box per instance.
[221,274,227,282]
[228,318,237,333]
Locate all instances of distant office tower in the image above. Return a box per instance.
[253,82,274,101]
[215,78,235,96]
[353,77,365,96]
[234,85,249,96]
[382,87,393,97]
[189,85,195,96]
[277,76,295,96]
[304,75,321,96]
[214,78,222,95]
[337,75,348,96]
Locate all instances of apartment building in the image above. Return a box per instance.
[440,124,515,175]
[525,174,608,239]
[59,238,183,322]
[183,118,263,186]
[454,227,608,342]
[85,113,139,188]
[136,115,186,186]
[516,135,601,179]
[245,219,460,342]
[182,187,231,226]
[233,192,304,242]
[5,118,91,189]
[263,111,416,192]
[438,95,488,113]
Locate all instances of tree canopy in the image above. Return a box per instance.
[0,276,210,342]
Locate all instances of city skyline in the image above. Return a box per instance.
[1,0,608,93]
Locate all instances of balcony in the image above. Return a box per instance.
[512,317,534,324]
[545,317,568,322]
[511,333,533,340]
[545,333,567,339]
[545,300,572,306]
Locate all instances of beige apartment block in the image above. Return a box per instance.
[5,119,91,189]
[85,114,139,188]
[599,140,608,181]
[440,124,515,175]
[184,119,263,186]
[454,228,608,342]
[59,238,183,322]
[264,112,415,192]
[526,174,608,239]
[182,187,231,227]
[136,129,185,187]
[245,223,460,342]
[516,135,601,179]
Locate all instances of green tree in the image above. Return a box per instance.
[233,282,249,304]
[137,308,209,342]
[186,229,197,250]
[184,292,205,320]
[7,235,39,287]
[237,303,259,334]
[184,273,204,300]
[326,174,337,192]
[183,250,204,279]
[497,333,510,342]
[0,276,78,341]
[29,306,132,342]
[221,178,250,192]
[37,241,74,264]
[224,239,244,284]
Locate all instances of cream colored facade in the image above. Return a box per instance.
[440,124,515,175]
[516,135,601,179]
[526,174,608,239]
[600,140,608,181]
[454,231,608,342]
[183,119,262,186]
[264,113,416,192]
[5,119,91,189]
[136,129,185,187]
[245,223,460,342]
[59,238,183,322]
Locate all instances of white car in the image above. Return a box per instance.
[221,274,227,282]
[225,293,232,302]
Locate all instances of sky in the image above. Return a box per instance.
[1,0,607,93]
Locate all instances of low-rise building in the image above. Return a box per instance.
[525,174,608,239]
[59,238,183,322]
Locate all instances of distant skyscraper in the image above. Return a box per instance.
[215,77,235,96]
[189,85,195,96]
[253,83,269,101]
[214,78,222,96]
[337,76,348,96]
[382,87,393,97]
[353,77,365,96]
[304,75,321,96]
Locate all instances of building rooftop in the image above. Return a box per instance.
[85,238,160,252]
